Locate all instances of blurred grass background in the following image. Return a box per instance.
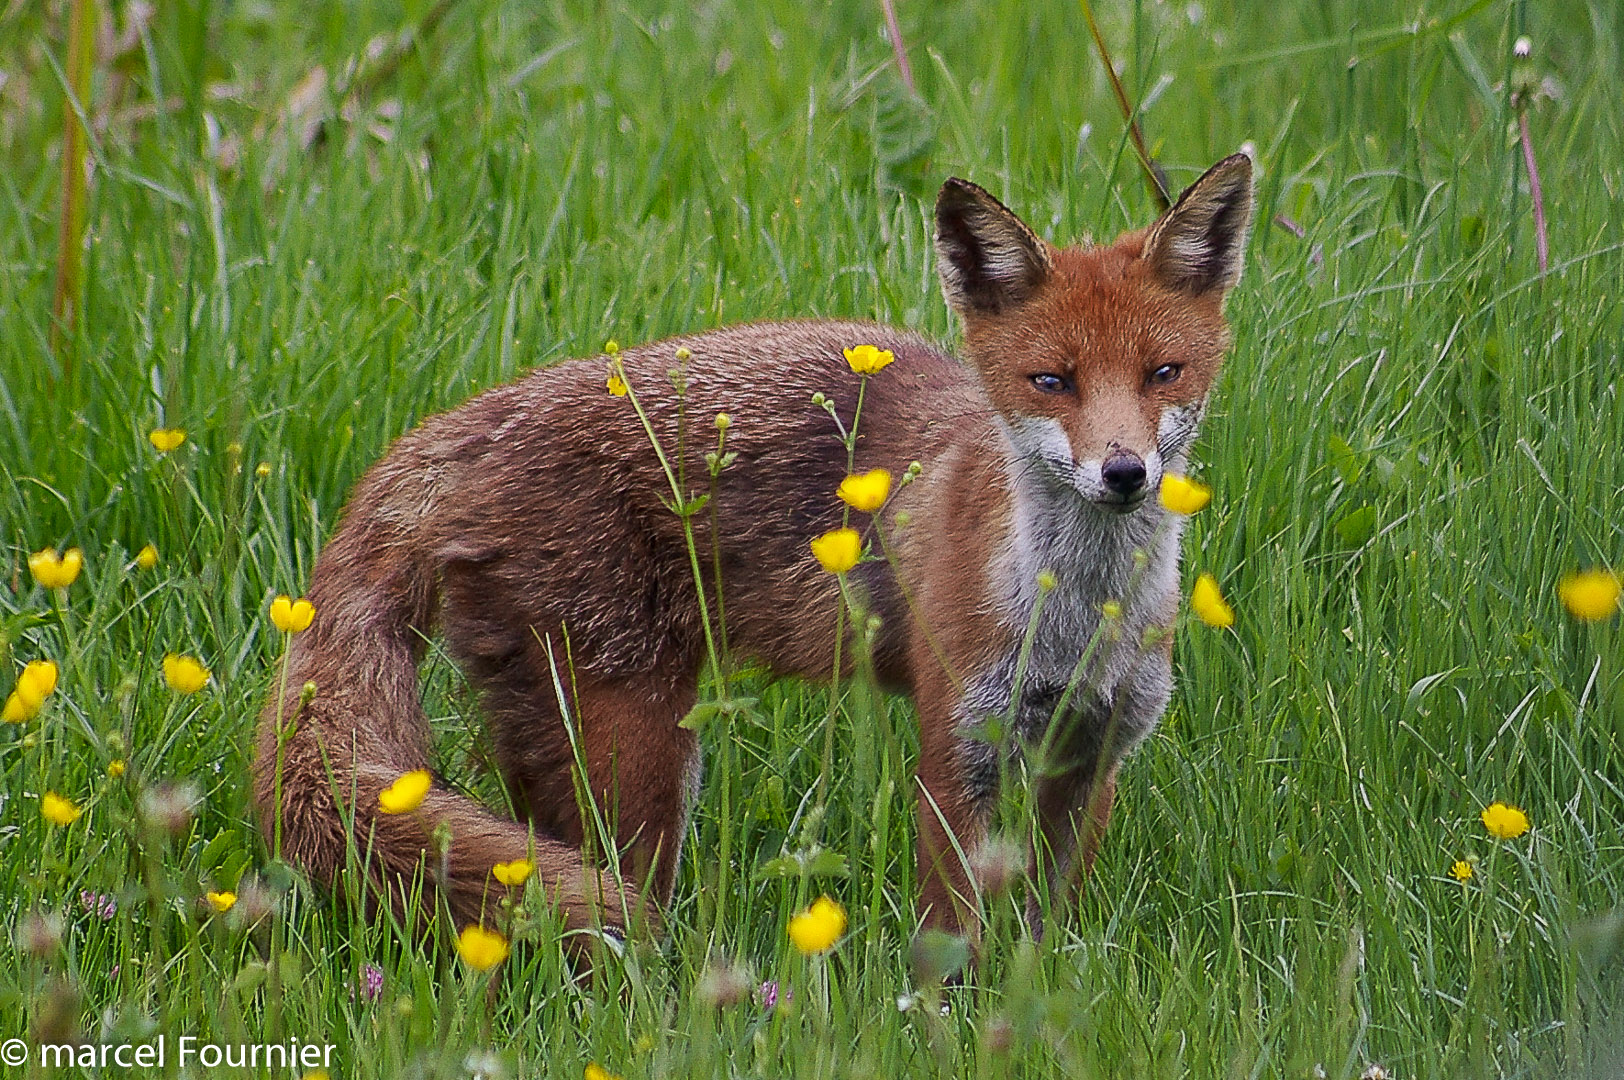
[2,0,1622,1076]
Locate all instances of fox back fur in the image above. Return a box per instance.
[255,154,1254,941]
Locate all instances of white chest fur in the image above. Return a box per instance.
[1009,480,1180,683]
[958,459,1184,734]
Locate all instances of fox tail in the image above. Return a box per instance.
[252,452,640,934]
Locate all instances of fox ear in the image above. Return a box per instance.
[935,178,1052,316]
[1143,153,1255,297]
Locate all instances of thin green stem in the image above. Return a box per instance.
[616,359,726,694]
[820,576,853,810]
[271,630,293,861]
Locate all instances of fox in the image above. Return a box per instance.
[254,153,1254,945]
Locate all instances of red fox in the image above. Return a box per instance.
[255,154,1253,942]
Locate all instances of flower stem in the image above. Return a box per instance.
[617,361,727,692]
[820,578,850,809]
[271,631,293,861]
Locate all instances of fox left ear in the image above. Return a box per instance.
[1143,153,1255,297]
[935,178,1052,316]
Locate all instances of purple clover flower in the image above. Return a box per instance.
[79,891,117,921]
[757,980,792,1011]
[350,962,384,1002]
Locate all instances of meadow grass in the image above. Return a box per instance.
[2,0,1622,1076]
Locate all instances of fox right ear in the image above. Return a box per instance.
[1142,153,1255,297]
[935,178,1052,316]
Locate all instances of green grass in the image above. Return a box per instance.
[3,0,1623,1076]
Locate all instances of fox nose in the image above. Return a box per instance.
[1101,452,1147,496]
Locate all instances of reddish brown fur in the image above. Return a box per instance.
[254,156,1253,946]
[966,235,1230,464]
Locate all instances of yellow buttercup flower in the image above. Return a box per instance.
[163,654,211,694]
[1159,473,1212,515]
[5,660,61,723]
[255,462,272,478]
[810,528,862,574]
[456,924,510,970]
[1449,860,1473,883]
[1189,572,1234,628]
[270,595,316,633]
[606,373,629,397]
[206,891,237,912]
[378,769,432,814]
[29,548,83,589]
[837,469,892,513]
[17,660,59,709]
[493,859,534,887]
[1481,802,1529,840]
[584,1066,622,1080]
[108,759,127,778]
[843,344,895,375]
[788,895,847,955]
[1558,569,1621,622]
[149,428,186,453]
[136,544,159,570]
[41,792,83,826]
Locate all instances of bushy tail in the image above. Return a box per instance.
[252,460,640,934]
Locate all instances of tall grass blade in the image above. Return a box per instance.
[1078,0,1170,209]
[879,0,919,99]
[49,0,94,381]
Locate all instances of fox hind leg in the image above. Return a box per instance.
[484,656,700,914]
[914,690,996,937]
[568,673,701,908]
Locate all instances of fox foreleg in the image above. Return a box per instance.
[1024,645,1172,936]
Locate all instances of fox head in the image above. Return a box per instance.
[935,155,1254,512]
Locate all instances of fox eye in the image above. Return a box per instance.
[1030,373,1072,394]
[1149,363,1182,385]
